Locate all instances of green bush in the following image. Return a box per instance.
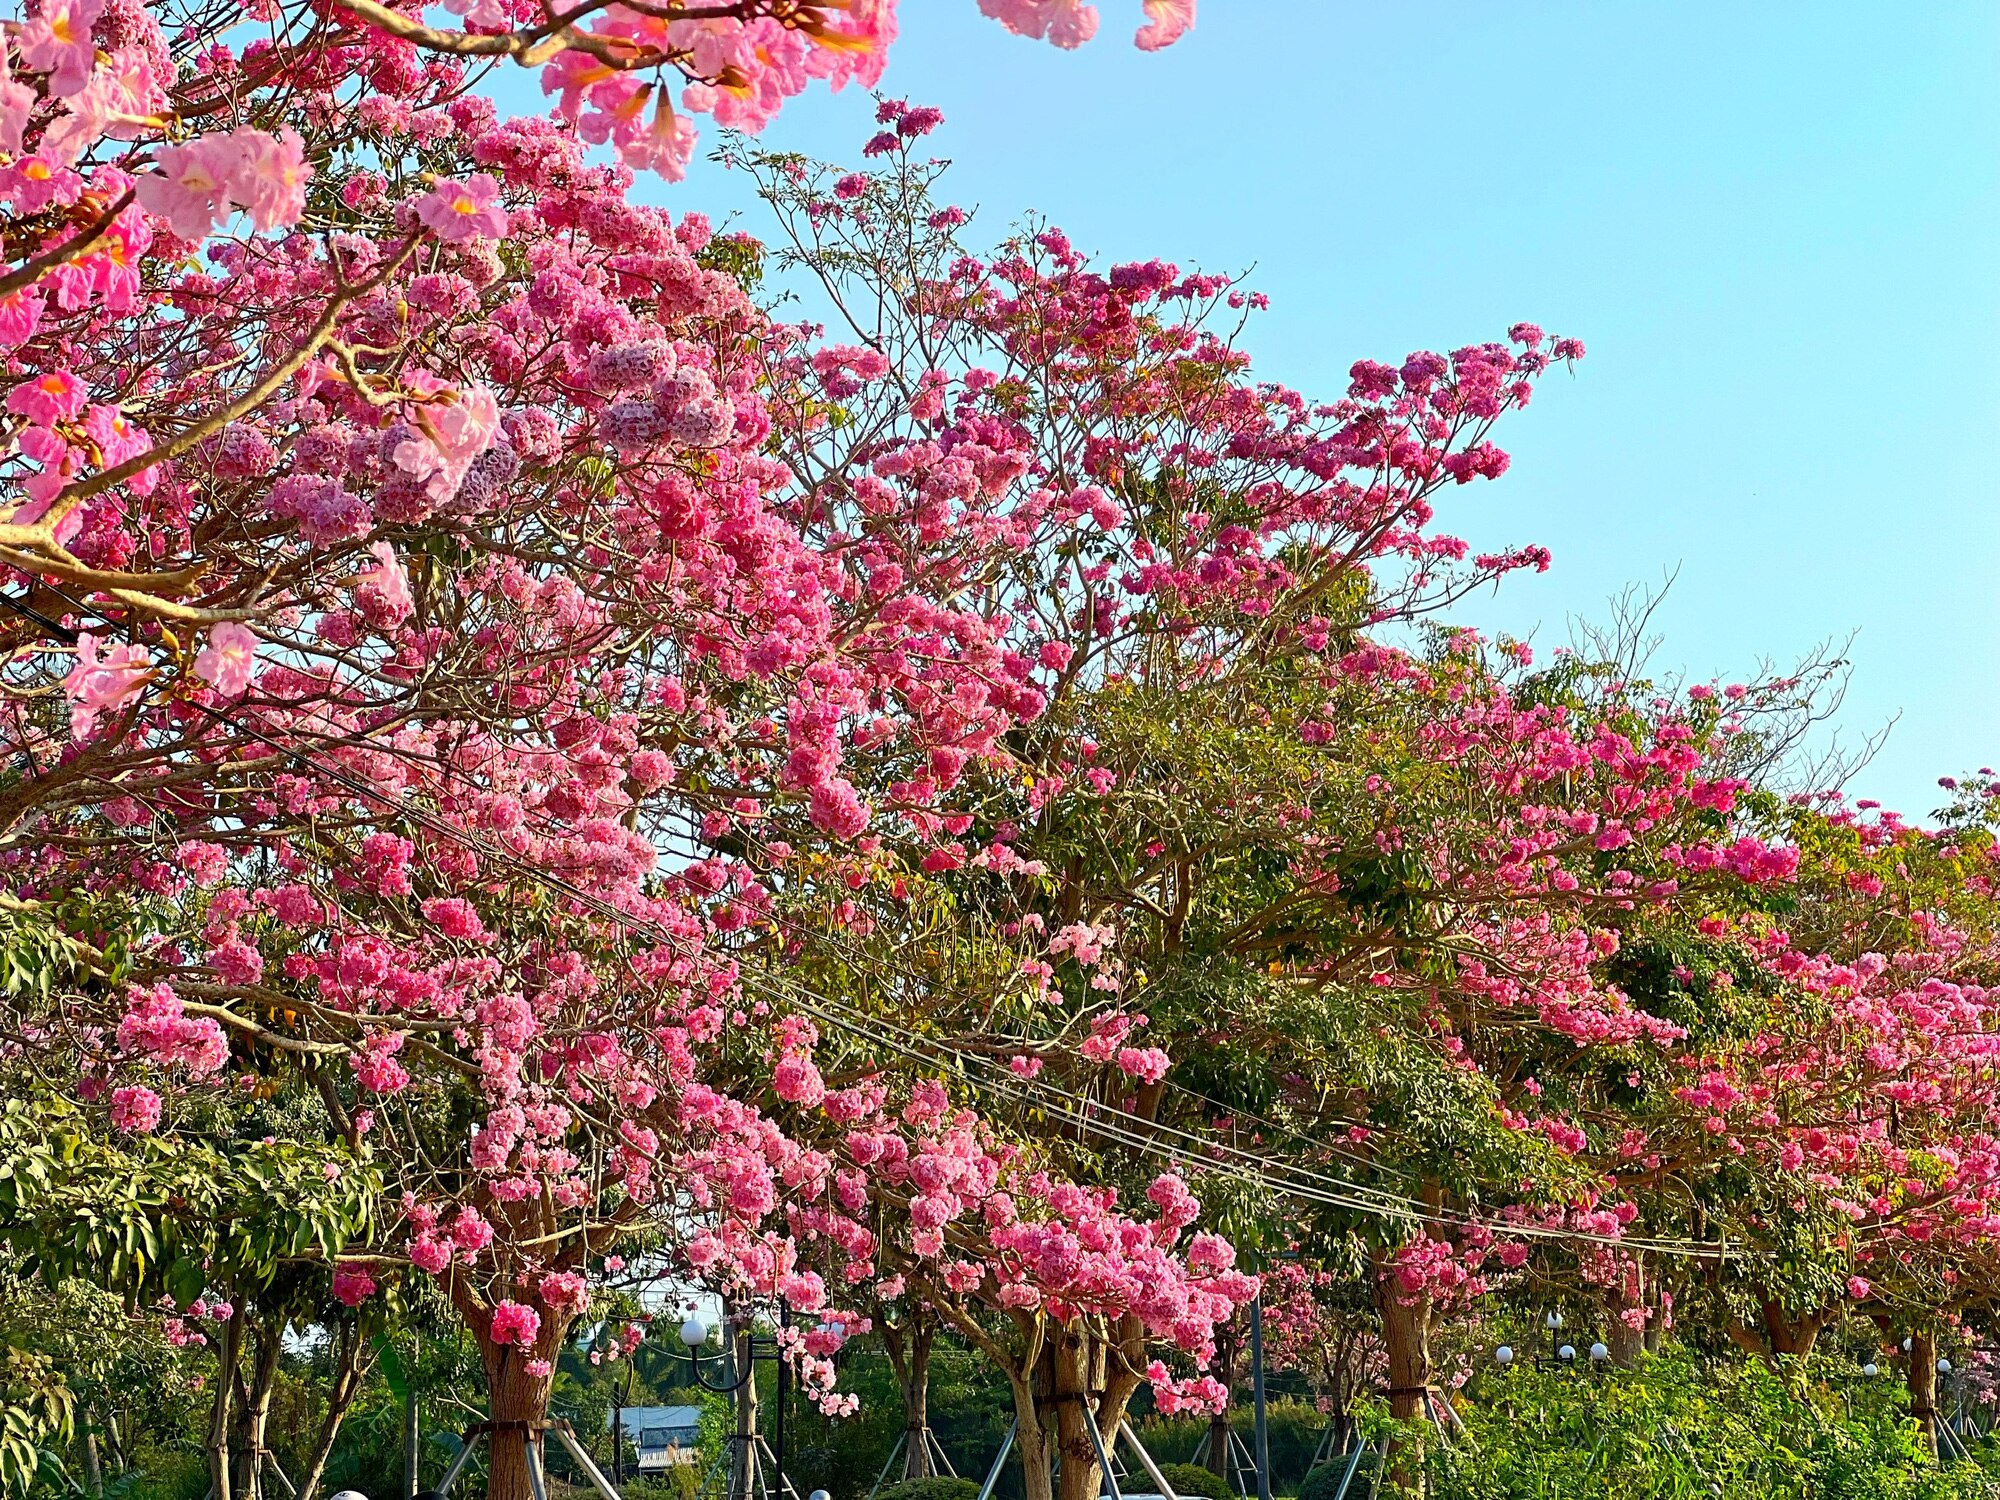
[1297,1455,1366,1500]
[1154,1461,1235,1500]
[1363,1350,2000,1500]
[876,1477,982,1500]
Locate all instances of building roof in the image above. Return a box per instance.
[612,1406,703,1437]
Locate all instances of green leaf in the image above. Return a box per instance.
[374,1333,409,1404]
[165,1257,205,1311]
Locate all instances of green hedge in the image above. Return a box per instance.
[876,1477,982,1500]
[1153,1461,1235,1500]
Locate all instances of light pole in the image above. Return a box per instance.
[673,1304,791,1500]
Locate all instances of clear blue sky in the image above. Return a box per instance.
[649,2,2000,820]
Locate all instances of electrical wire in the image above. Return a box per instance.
[0,585,1737,1259]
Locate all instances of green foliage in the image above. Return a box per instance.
[1137,1401,1328,1497]
[0,1341,72,1495]
[875,1479,981,1500]
[0,1098,380,1305]
[1365,1350,2000,1500]
[1297,1458,1360,1500]
[1156,1461,1235,1500]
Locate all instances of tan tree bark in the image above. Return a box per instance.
[1909,1330,1939,1457]
[296,1322,371,1500]
[881,1313,937,1480]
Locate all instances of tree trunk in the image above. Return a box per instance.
[1726,1299,1829,1371]
[1008,1374,1055,1500]
[238,1320,284,1500]
[902,1324,934,1480]
[1604,1256,1649,1366]
[1205,1322,1237,1479]
[1375,1268,1432,1497]
[1909,1331,1939,1457]
[209,1308,245,1500]
[79,1405,104,1498]
[728,1320,761,1500]
[403,1352,421,1500]
[296,1324,369,1500]
[881,1314,936,1481]
[481,1341,557,1500]
[612,1385,625,1489]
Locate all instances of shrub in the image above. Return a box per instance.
[1155,1462,1235,1500]
[1298,1456,1367,1500]
[876,1478,982,1500]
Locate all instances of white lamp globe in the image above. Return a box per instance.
[1863,1363,1880,1378]
[810,1490,831,1500]
[1557,1344,1576,1363]
[679,1317,709,1349]
[1545,1312,1564,1331]
[1495,1346,1514,1367]
[1904,1337,1914,1352]
[1939,1358,1954,1375]
[1589,1343,1610,1363]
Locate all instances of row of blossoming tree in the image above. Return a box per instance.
[1,1,1996,1498]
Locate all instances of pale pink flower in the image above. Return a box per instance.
[978,0,1099,48]
[17,0,105,97]
[392,384,501,501]
[137,136,239,240]
[193,621,258,696]
[223,127,309,231]
[438,0,510,25]
[1135,0,1193,50]
[63,631,151,740]
[0,54,35,155]
[353,541,414,628]
[415,175,508,242]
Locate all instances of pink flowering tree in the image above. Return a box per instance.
[0,6,1198,1499]
[1592,791,2000,1385]
[788,1075,1256,1500]
[718,116,1836,1444]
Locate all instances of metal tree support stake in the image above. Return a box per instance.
[973,1417,1017,1500]
[1248,1293,1273,1500]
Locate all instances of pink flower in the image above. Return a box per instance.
[390,385,501,501]
[0,55,36,155]
[523,1358,553,1378]
[978,0,1099,48]
[62,632,151,740]
[1848,1276,1872,1300]
[224,128,310,231]
[17,0,105,97]
[193,622,258,696]
[8,370,88,425]
[136,136,238,240]
[773,1054,825,1107]
[490,1299,541,1348]
[1135,0,1194,50]
[353,541,414,628]
[416,175,508,242]
[331,1264,378,1306]
[538,1270,590,1314]
[109,1085,162,1133]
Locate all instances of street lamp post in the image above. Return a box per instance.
[673,1304,792,1500]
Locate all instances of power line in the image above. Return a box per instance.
[0,585,1737,1259]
